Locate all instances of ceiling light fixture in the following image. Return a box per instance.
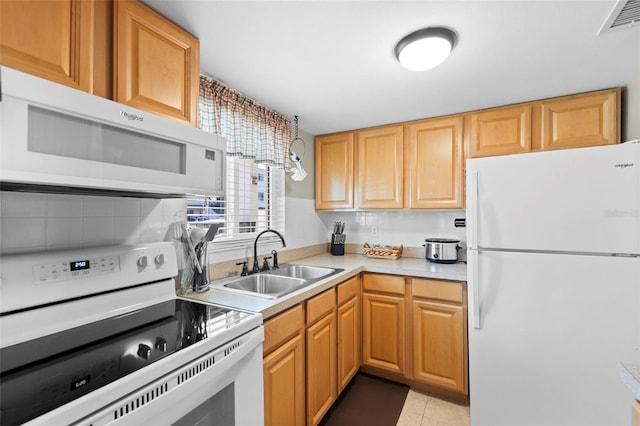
[394,27,457,71]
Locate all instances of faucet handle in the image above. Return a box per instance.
[271,250,279,269]
[236,261,249,276]
[261,256,272,271]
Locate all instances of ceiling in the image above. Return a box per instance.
[144,0,640,136]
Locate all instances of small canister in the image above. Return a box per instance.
[424,238,461,263]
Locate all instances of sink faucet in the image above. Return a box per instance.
[251,229,286,274]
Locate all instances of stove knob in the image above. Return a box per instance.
[137,343,152,360]
[154,254,165,267]
[155,337,168,352]
[137,256,148,269]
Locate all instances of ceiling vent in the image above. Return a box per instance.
[599,0,640,34]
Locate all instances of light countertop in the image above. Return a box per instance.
[620,363,640,400]
[183,253,467,319]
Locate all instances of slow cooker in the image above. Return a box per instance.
[424,238,461,263]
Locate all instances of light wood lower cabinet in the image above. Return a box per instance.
[306,310,337,425]
[263,305,305,426]
[633,400,640,426]
[337,276,361,392]
[264,273,468,425]
[411,278,468,395]
[362,274,406,375]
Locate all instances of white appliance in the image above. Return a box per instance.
[0,66,225,197]
[466,142,640,426]
[0,243,264,425]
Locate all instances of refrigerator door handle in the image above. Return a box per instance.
[467,171,479,250]
[468,249,481,329]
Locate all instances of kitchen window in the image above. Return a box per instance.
[187,158,285,247]
[191,76,289,248]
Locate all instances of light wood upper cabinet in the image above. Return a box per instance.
[357,125,404,209]
[315,132,355,210]
[533,89,620,151]
[468,105,532,158]
[114,0,199,125]
[0,0,98,93]
[406,116,465,209]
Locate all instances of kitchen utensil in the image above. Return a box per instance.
[288,115,307,182]
[424,238,460,263]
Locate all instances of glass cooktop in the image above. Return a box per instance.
[0,299,255,425]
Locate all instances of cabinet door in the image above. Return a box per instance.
[315,132,355,210]
[362,292,405,374]
[412,299,467,394]
[0,0,95,92]
[534,90,619,151]
[307,312,337,426]
[337,295,360,392]
[406,116,464,209]
[114,0,199,125]
[357,125,404,209]
[468,105,532,158]
[263,334,305,426]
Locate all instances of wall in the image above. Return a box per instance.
[623,73,640,141]
[0,192,185,255]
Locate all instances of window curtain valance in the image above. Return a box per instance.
[199,75,291,167]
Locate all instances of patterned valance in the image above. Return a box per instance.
[199,76,291,167]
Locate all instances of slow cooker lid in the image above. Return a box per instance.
[425,238,460,243]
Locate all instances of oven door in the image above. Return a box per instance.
[30,326,264,426]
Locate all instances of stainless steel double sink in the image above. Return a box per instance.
[210,264,344,299]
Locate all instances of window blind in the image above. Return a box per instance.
[187,156,285,248]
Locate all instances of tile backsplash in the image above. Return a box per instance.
[318,210,467,249]
[0,191,187,255]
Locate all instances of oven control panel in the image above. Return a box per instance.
[0,242,178,314]
[34,255,121,283]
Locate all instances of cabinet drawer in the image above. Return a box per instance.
[363,273,405,295]
[337,276,359,305]
[412,278,463,304]
[307,288,336,324]
[264,304,304,355]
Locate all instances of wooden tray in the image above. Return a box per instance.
[363,243,403,260]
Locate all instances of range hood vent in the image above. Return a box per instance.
[599,0,640,34]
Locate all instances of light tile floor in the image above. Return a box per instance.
[396,390,470,426]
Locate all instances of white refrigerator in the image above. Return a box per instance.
[466,141,640,426]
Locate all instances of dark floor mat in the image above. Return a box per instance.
[319,373,409,426]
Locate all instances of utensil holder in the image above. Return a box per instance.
[330,233,345,256]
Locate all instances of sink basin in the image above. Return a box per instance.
[270,264,338,280]
[216,274,309,299]
[211,264,344,300]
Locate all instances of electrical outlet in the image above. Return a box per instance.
[371,226,378,236]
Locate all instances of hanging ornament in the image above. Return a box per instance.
[289,115,307,182]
